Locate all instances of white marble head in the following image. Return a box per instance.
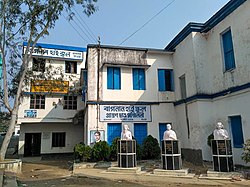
[123,124,129,130]
[216,122,223,129]
[166,124,172,130]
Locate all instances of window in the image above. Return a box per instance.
[107,123,122,145]
[107,67,121,90]
[30,95,45,109]
[63,95,77,110]
[52,132,66,147]
[222,29,235,71]
[134,123,147,145]
[32,58,45,72]
[158,69,174,91]
[65,61,77,74]
[179,75,187,99]
[133,68,145,90]
[159,123,167,142]
[230,116,244,148]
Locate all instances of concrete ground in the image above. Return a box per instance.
[16,158,250,187]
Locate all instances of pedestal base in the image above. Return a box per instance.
[107,166,142,174]
[151,168,195,178]
[199,170,243,180]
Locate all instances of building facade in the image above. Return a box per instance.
[17,43,86,157]
[84,0,250,165]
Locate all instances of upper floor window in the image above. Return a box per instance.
[179,75,187,99]
[65,61,77,74]
[158,69,174,91]
[63,95,77,110]
[221,29,235,71]
[133,68,145,90]
[30,95,45,109]
[33,58,45,72]
[107,67,121,90]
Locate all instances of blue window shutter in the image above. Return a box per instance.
[107,67,113,89]
[133,68,139,90]
[170,70,174,91]
[222,30,235,71]
[107,123,121,145]
[113,67,121,89]
[159,123,167,142]
[230,116,244,148]
[158,69,166,91]
[134,123,147,145]
[139,69,145,90]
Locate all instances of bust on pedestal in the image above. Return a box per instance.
[162,124,181,170]
[118,124,136,168]
[212,122,234,172]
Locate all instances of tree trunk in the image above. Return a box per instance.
[0,110,17,161]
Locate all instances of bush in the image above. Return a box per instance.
[92,141,111,161]
[74,143,85,162]
[141,135,161,160]
[136,143,142,160]
[207,133,214,147]
[110,137,120,161]
[83,145,92,162]
[242,139,250,164]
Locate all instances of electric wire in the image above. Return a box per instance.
[62,13,89,44]
[119,0,176,45]
[73,7,98,43]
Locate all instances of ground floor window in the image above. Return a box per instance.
[107,123,121,145]
[52,132,66,147]
[134,123,147,145]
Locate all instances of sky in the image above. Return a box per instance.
[39,0,230,49]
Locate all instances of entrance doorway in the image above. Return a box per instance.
[24,133,41,157]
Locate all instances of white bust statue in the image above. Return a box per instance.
[213,122,229,140]
[163,124,177,140]
[121,124,132,140]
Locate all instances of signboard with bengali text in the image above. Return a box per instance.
[31,80,69,93]
[100,105,151,122]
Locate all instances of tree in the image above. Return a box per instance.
[0,0,97,161]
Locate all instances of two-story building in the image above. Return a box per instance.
[84,0,250,165]
[17,42,86,157]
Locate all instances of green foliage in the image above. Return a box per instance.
[83,145,92,162]
[242,139,250,164]
[141,135,161,160]
[0,112,10,132]
[92,141,110,162]
[109,137,120,161]
[207,133,214,147]
[74,143,85,162]
[136,142,142,161]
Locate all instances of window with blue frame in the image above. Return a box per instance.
[158,69,174,91]
[107,67,121,90]
[159,123,167,142]
[222,29,235,71]
[107,123,122,145]
[134,123,147,145]
[133,68,145,90]
[230,116,244,148]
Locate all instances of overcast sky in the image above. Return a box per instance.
[39,0,229,49]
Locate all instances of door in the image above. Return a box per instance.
[159,123,168,142]
[134,123,147,145]
[230,116,244,148]
[24,133,41,157]
[107,123,121,145]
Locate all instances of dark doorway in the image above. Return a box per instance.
[24,133,41,157]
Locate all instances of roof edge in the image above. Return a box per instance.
[165,0,247,51]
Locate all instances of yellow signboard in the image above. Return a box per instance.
[31,80,69,93]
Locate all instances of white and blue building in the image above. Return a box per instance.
[85,0,250,165]
[17,42,86,157]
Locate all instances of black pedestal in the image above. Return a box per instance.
[118,140,136,168]
[162,140,181,170]
[211,139,234,172]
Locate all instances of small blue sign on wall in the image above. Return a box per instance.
[24,110,37,118]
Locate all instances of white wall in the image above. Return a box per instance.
[19,123,83,155]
